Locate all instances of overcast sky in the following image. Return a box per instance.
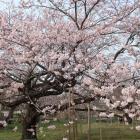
[0,0,19,10]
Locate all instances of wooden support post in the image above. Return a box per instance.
[87,103,91,140]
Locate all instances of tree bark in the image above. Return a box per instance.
[21,104,40,140]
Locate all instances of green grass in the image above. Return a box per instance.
[0,129,21,140]
[78,122,140,140]
[0,120,140,140]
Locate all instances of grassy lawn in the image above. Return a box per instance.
[0,120,140,140]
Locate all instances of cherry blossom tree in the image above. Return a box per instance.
[0,0,140,139]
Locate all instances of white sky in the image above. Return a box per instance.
[0,0,19,10]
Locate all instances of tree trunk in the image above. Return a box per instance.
[21,104,40,140]
[5,106,16,124]
[125,113,132,124]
